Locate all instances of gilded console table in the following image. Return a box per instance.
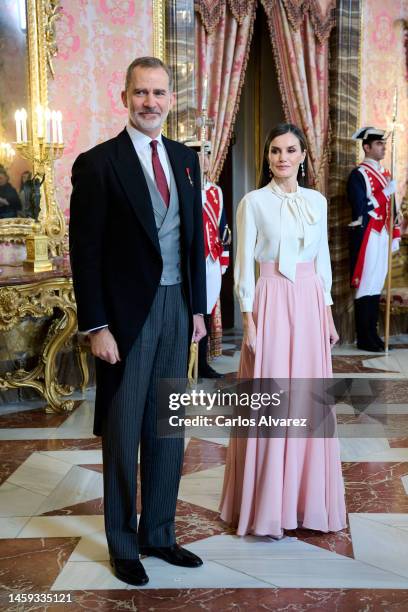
[0,260,86,413]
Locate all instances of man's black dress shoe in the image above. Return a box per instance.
[356,343,383,353]
[139,544,203,567]
[198,365,224,379]
[373,335,388,351]
[109,556,149,586]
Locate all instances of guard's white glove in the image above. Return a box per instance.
[383,179,396,197]
[392,237,400,253]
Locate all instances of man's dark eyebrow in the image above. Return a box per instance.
[133,88,167,94]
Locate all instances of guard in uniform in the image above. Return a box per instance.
[347,127,400,351]
[186,142,230,377]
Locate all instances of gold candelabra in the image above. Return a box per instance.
[14,106,64,170]
[13,105,64,272]
[15,140,64,169]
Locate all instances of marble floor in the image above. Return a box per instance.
[1,334,408,611]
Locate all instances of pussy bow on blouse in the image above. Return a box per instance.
[269,180,322,283]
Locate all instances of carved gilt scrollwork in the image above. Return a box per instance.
[43,0,62,78]
[0,278,77,413]
[153,0,166,61]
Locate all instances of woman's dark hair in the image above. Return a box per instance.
[258,123,308,189]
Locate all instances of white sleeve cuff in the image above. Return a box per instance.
[239,298,254,312]
[369,195,380,209]
[324,292,333,306]
[82,324,109,334]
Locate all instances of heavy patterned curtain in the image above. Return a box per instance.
[328,0,361,342]
[261,0,335,193]
[195,0,336,189]
[195,1,256,182]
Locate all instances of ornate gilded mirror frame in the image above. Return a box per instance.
[153,0,166,61]
[0,0,66,255]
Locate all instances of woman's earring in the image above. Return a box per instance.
[300,161,305,178]
[269,166,273,178]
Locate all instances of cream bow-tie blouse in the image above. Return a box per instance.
[234,179,333,312]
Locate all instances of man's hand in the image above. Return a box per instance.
[192,314,206,342]
[89,328,121,364]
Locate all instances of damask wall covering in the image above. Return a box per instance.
[48,0,153,217]
[360,0,407,204]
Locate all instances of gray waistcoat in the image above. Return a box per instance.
[139,156,182,285]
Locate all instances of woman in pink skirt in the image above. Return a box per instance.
[220,123,347,537]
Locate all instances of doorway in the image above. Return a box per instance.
[218,6,284,330]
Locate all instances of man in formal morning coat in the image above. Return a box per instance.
[69,57,207,586]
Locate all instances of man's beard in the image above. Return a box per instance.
[133,111,164,132]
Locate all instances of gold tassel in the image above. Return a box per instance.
[187,341,199,385]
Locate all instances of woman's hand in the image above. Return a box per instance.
[327,306,339,348]
[243,312,257,354]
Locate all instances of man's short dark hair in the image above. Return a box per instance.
[125,57,173,92]
[362,136,385,149]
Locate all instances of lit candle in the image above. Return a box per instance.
[36,105,44,139]
[202,74,208,110]
[15,110,22,143]
[45,108,51,143]
[56,111,63,144]
[9,145,15,164]
[51,110,57,143]
[21,108,28,142]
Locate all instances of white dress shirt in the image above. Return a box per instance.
[235,180,333,312]
[126,123,170,188]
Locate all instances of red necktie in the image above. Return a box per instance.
[150,140,170,207]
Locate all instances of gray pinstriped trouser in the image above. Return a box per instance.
[101,284,189,559]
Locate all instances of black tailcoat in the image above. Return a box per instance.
[69,129,206,434]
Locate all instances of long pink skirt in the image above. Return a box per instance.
[219,262,347,536]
